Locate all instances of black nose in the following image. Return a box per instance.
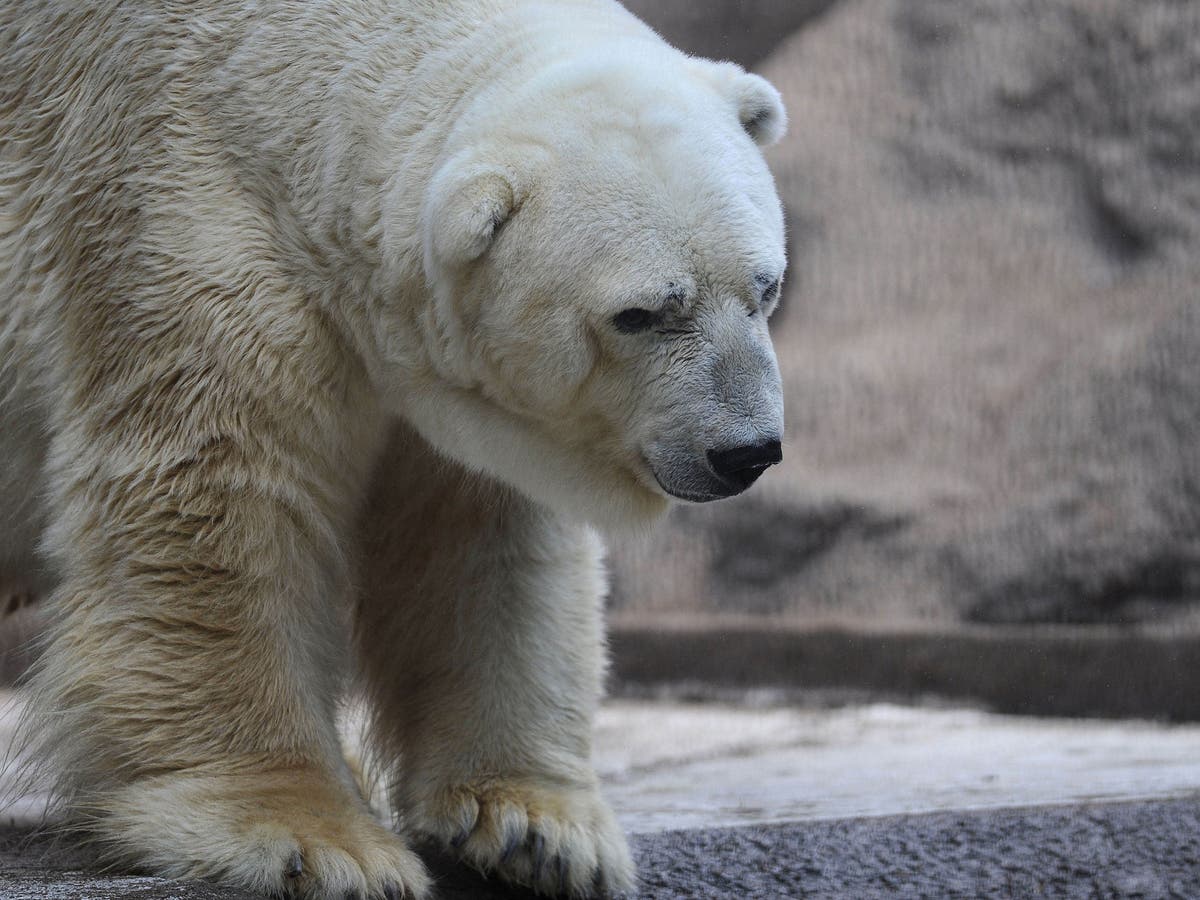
[706,439,783,491]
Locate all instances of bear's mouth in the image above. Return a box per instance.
[646,460,756,503]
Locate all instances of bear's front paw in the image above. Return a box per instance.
[98,766,431,899]
[409,778,634,897]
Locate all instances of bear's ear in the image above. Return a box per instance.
[424,161,519,270]
[702,62,788,147]
[730,72,788,146]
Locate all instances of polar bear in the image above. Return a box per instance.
[0,0,787,897]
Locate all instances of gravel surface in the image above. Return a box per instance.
[629,799,1200,899]
[3,798,1200,898]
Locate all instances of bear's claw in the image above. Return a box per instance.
[500,831,522,864]
[532,832,547,881]
[410,779,634,897]
[556,853,569,894]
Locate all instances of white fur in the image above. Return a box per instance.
[0,0,787,897]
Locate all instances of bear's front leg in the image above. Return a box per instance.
[27,351,430,899]
[356,426,634,897]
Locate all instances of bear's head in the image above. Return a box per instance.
[398,47,788,531]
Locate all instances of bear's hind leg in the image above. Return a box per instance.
[356,425,634,897]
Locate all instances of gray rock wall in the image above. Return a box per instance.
[618,0,837,69]
[611,0,1200,626]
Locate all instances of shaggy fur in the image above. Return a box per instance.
[0,1,787,897]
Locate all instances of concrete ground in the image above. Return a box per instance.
[1,692,1199,897]
[595,700,1200,832]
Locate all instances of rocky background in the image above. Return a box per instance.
[613,0,1200,627]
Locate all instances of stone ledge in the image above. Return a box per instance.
[608,616,1200,720]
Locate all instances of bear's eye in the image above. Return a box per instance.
[756,274,781,309]
[612,308,661,334]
